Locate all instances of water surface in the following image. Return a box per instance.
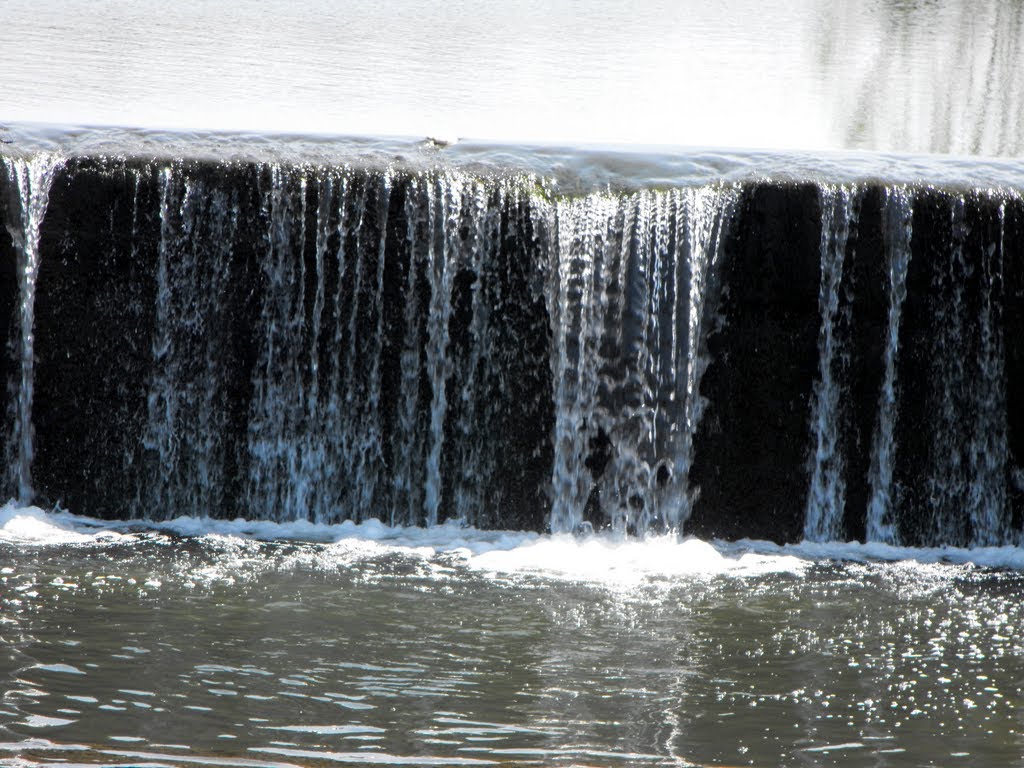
[2,508,1023,767]
[2,0,1021,155]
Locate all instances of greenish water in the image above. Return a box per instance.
[2,514,1023,767]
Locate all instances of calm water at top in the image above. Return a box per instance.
[2,509,1024,767]
[1,0,1022,156]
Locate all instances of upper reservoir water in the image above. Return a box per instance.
[2,0,1022,155]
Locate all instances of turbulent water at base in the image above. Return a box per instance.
[5,507,1024,768]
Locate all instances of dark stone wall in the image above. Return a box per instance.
[0,162,18,499]
[687,183,824,543]
[31,159,161,517]
[1004,195,1024,534]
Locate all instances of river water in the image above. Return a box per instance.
[2,506,1024,767]
[3,2,1024,765]
[2,0,1022,155]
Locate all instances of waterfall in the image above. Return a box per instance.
[548,186,736,534]
[548,192,618,533]
[804,185,858,542]
[139,165,242,519]
[2,147,1022,547]
[865,186,914,545]
[2,154,62,505]
[966,192,1009,547]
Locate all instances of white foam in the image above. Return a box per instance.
[729,537,1024,571]
[252,746,495,765]
[461,534,807,583]
[260,725,386,735]
[0,502,124,546]
[20,715,75,728]
[4,501,1024,581]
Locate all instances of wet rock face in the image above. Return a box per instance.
[891,190,1024,547]
[687,184,824,543]
[2,153,1023,546]
[30,160,161,518]
[0,163,18,488]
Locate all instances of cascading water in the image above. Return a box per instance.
[101,162,552,527]
[915,192,1011,547]
[2,154,62,505]
[1,143,1022,547]
[548,186,736,534]
[140,166,241,518]
[864,185,914,545]
[804,184,858,542]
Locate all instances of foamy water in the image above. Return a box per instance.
[4,500,1024,766]
[4,501,1024,581]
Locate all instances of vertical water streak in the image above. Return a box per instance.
[548,193,615,533]
[324,171,358,519]
[142,166,180,512]
[670,185,738,530]
[339,173,375,519]
[865,185,913,544]
[448,180,495,525]
[391,175,428,525]
[967,193,1008,546]
[141,167,240,518]
[3,154,62,504]
[423,173,459,527]
[353,169,392,520]
[926,194,971,544]
[804,184,857,542]
[246,163,313,521]
[609,191,658,534]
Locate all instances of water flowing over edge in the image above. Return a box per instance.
[3,123,1024,194]
[2,131,1024,549]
